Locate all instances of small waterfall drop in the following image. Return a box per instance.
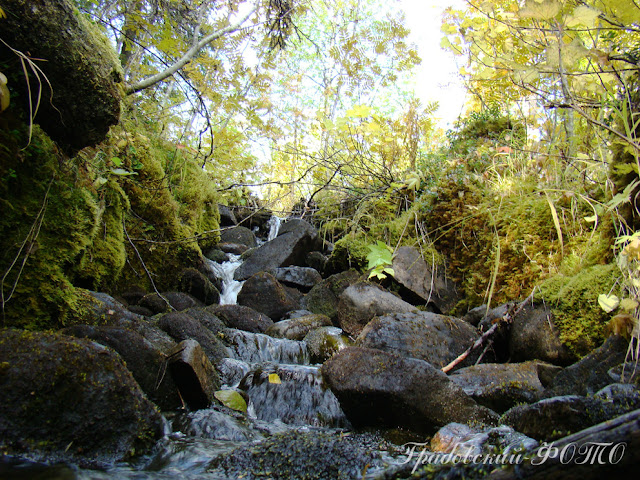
[206,255,244,305]
[266,215,282,241]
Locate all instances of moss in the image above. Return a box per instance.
[536,263,620,357]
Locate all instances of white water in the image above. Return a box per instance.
[266,215,282,241]
[206,255,244,305]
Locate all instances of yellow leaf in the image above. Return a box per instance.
[566,6,601,28]
[620,298,639,312]
[598,294,620,313]
[268,373,282,384]
[520,0,561,20]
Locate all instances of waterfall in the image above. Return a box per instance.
[206,255,244,305]
[266,215,282,241]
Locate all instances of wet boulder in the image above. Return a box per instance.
[222,329,310,365]
[63,325,181,411]
[173,406,263,441]
[0,329,163,465]
[337,282,416,337]
[237,272,300,320]
[301,270,361,321]
[158,311,230,364]
[218,204,238,226]
[178,268,220,306]
[274,266,322,291]
[65,290,145,326]
[266,314,332,341]
[304,326,352,364]
[321,347,498,433]
[431,423,538,456]
[355,311,478,369]
[206,304,274,333]
[139,292,203,314]
[220,225,257,248]
[391,246,459,312]
[168,339,220,410]
[449,361,561,413]
[234,219,319,281]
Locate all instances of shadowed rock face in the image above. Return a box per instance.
[0,0,123,150]
[321,346,498,433]
[0,329,163,466]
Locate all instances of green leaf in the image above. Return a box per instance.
[598,294,620,313]
[111,156,123,167]
[214,390,247,413]
[584,215,598,223]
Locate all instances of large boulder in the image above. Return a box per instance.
[218,204,238,226]
[274,266,322,291]
[301,270,361,321]
[391,246,459,312]
[178,268,220,306]
[0,329,163,465]
[449,361,561,413]
[266,314,333,341]
[321,347,498,433]
[0,0,122,150]
[337,282,416,337]
[206,304,274,333]
[220,225,257,248]
[237,272,300,320]
[167,339,220,410]
[138,292,203,315]
[355,311,480,369]
[304,327,352,364]
[234,219,319,281]
[63,325,181,411]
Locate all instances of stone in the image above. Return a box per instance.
[305,251,328,274]
[178,268,220,306]
[275,266,323,291]
[355,311,480,369]
[63,325,181,411]
[234,219,319,281]
[219,242,249,255]
[220,225,257,248]
[139,292,203,314]
[391,246,459,313]
[173,407,262,441]
[304,326,352,364]
[266,314,333,341]
[206,304,274,333]
[321,347,498,433]
[337,282,416,337]
[508,302,577,366]
[218,204,238,226]
[158,311,229,364]
[431,423,538,456]
[168,339,219,410]
[0,329,163,465]
[237,272,299,320]
[301,270,361,321]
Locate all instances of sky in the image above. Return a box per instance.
[399,0,467,128]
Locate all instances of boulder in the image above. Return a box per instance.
[449,361,561,413]
[173,407,262,441]
[237,272,300,320]
[219,242,249,255]
[431,423,538,456]
[391,246,459,312]
[266,314,332,341]
[182,307,227,334]
[220,225,257,248]
[337,282,416,337]
[139,292,203,314]
[167,339,220,410]
[301,270,361,321]
[218,204,238,226]
[63,325,181,410]
[544,334,629,397]
[0,329,163,465]
[178,268,220,305]
[274,266,323,291]
[204,248,230,263]
[206,304,274,333]
[509,302,577,366]
[304,326,352,364]
[234,207,273,237]
[158,311,229,364]
[355,311,480,369]
[321,347,498,433]
[305,251,328,274]
[234,219,319,281]
[65,290,145,326]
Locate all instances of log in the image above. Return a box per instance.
[0,0,123,150]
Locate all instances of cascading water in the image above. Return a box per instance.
[206,255,244,305]
[266,215,282,242]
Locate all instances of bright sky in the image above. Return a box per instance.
[399,0,467,128]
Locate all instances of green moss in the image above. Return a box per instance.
[537,263,620,357]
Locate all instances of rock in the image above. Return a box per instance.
[127,305,154,317]
[209,430,378,480]
[608,362,640,386]
[355,311,480,369]
[431,423,538,456]
[237,272,300,320]
[266,314,332,341]
[391,246,459,312]
[178,268,220,306]
[222,329,310,364]
[306,251,328,274]
[594,383,640,403]
[234,207,273,237]
[182,307,226,334]
[544,334,629,397]
[219,242,249,255]
[301,270,361,321]
[63,325,181,411]
[500,393,640,441]
[0,329,163,465]
[158,311,229,364]
[0,0,122,150]
[449,361,560,413]
[139,292,203,314]
[321,347,498,433]
[304,326,352,364]
[274,266,323,291]
[173,407,262,441]
[65,290,145,326]
[206,304,274,333]
[337,282,416,337]
[220,225,257,248]
[234,219,319,281]
[509,302,578,366]
[282,309,314,319]
[218,205,238,226]
[119,285,148,306]
[167,339,220,410]
[205,248,230,263]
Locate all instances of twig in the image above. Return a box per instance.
[441,290,536,373]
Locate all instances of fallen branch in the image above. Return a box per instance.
[441,290,536,373]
